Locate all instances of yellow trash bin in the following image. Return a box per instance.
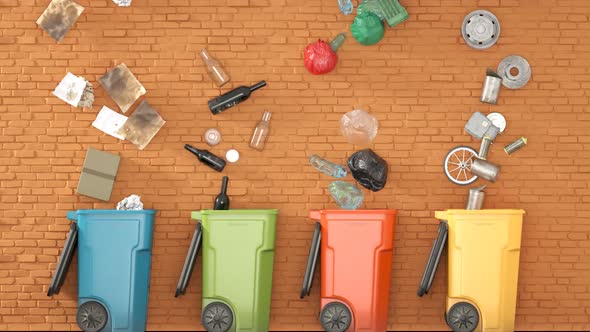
[418,209,525,332]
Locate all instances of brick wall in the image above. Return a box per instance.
[1,0,590,330]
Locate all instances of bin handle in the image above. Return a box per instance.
[190,211,202,220]
[417,221,448,297]
[300,222,321,299]
[47,222,78,296]
[175,222,202,297]
[66,211,78,221]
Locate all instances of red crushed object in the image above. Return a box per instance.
[303,39,338,75]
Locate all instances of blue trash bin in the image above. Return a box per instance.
[47,210,156,332]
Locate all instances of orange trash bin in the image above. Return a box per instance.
[300,209,397,332]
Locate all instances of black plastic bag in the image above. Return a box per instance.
[347,149,388,192]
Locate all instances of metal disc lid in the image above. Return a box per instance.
[461,10,500,49]
[498,55,532,89]
[486,112,506,133]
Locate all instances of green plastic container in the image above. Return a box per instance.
[193,209,278,332]
[379,0,409,28]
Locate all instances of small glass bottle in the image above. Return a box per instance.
[199,48,230,87]
[249,111,272,151]
[213,176,230,210]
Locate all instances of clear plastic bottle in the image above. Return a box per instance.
[199,48,230,87]
[309,155,347,178]
[249,111,272,151]
[338,0,353,15]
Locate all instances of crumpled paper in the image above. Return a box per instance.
[112,0,131,7]
[116,194,144,210]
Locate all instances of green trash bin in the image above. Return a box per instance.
[175,209,278,332]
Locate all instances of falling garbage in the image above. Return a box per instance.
[328,181,364,210]
[303,33,346,75]
[465,185,486,210]
[184,144,226,172]
[225,149,240,163]
[77,148,120,201]
[99,63,146,113]
[337,0,354,15]
[112,0,132,6]
[36,0,84,42]
[204,128,222,146]
[481,69,502,104]
[464,112,501,141]
[347,149,388,192]
[351,11,385,46]
[498,55,532,89]
[340,109,379,146]
[250,111,272,151]
[199,48,230,87]
[461,10,500,49]
[379,0,409,28]
[309,155,348,178]
[470,157,500,183]
[208,80,267,115]
[116,100,165,150]
[117,194,144,210]
[504,137,528,155]
[92,106,128,140]
[77,78,94,108]
[52,73,87,107]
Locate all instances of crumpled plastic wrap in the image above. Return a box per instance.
[303,39,338,75]
[340,109,378,146]
[329,181,364,210]
[116,194,144,210]
[347,149,388,192]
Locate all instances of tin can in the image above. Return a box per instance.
[478,136,493,160]
[504,137,527,155]
[466,185,486,210]
[481,69,503,104]
[471,158,500,182]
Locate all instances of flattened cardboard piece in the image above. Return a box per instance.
[98,63,146,113]
[117,100,165,150]
[76,148,120,201]
[36,0,84,42]
[92,106,128,140]
[52,72,86,107]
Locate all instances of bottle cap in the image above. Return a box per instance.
[225,149,240,163]
[262,111,272,121]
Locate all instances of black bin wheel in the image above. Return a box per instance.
[446,302,480,332]
[76,301,108,332]
[202,302,233,332]
[320,302,352,332]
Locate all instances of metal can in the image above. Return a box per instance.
[478,136,493,160]
[481,69,502,104]
[504,137,527,155]
[466,185,486,210]
[471,158,500,182]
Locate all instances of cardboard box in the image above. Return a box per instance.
[76,148,120,201]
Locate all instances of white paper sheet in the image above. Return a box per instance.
[52,72,86,107]
[92,106,128,140]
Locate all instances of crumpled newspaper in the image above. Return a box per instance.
[77,77,94,108]
[112,0,131,6]
[116,194,144,210]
